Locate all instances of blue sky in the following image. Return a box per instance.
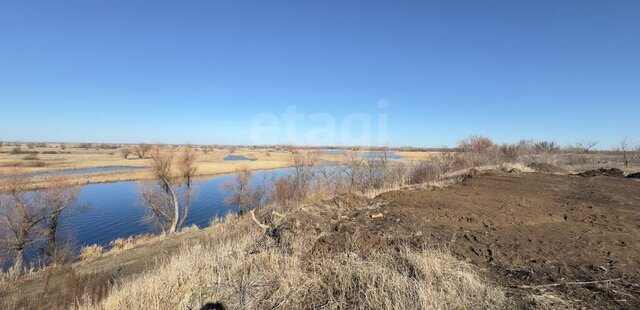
[0,1,638,148]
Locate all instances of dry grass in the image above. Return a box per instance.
[396,151,443,161]
[78,207,506,310]
[79,245,105,261]
[0,144,303,190]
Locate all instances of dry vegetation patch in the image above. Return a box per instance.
[79,202,506,310]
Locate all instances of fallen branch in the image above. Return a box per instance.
[517,278,622,289]
[250,210,270,230]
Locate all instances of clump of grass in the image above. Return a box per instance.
[22,154,40,160]
[22,161,46,167]
[79,245,104,261]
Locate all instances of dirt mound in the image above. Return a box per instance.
[627,172,640,179]
[527,162,568,174]
[280,173,640,309]
[577,167,625,177]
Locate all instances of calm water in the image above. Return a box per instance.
[26,166,145,178]
[55,168,293,249]
[223,155,257,161]
[318,150,404,160]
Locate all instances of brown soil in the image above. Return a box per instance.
[281,171,640,309]
[528,162,569,174]
[577,168,626,177]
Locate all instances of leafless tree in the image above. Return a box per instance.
[378,145,391,167]
[120,147,132,159]
[342,150,365,192]
[0,168,47,274]
[223,167,263,214]
[499,144,520,163]
[291,150,319,198]
[37,176,80,259]
[574,141,598,153]
[177,145,197,228]
[59,143,66,150]
[134,143,152,159]
[139,146,197,234]
[619,136,630,167]
[532,141,559,154]
[458,135,494,153]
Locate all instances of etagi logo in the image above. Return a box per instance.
[250,100,389,146]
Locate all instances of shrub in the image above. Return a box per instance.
[499,144,520,163]
[434,152,467,173]
[408,161,442,185]
[11,146,22,154]
[533,141,559,154]
[458,135,494,153]
[41,151,58,154]
[23,154,40,160]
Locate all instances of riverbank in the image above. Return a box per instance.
[0,144,439,190]
[4,169,639,309]
[0,146,299,190]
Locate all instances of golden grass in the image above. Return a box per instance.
[0,145,300,190]
[77,207,506,310]
[396,151,444,161]
[79,245,105,261]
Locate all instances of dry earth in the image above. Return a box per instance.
[2,169,639,309]
[282,170,640,308]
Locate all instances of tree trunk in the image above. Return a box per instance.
[167,184,180,233]
[14,247,25,275]
[177,189,191,228]
[47,217,59,258]
[13,223,29,275]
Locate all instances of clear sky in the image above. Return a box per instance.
[0,1,638,148]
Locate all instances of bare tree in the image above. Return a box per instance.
[0,169,47,274]
[619,136,630,167]
[458,135,494,153]
[120,147,132,159]
[342,150,365,192]
[139,146,196,234]
[378,145,391,167]
[37,176,80,259]
[532,141,559,154]
[59,143,66,150]
[134,143,152,159]
[574,141,598,153]
[223,167,262,214]
[499,144,520,163]
[291,150,319,198]
[177,145,197,228]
